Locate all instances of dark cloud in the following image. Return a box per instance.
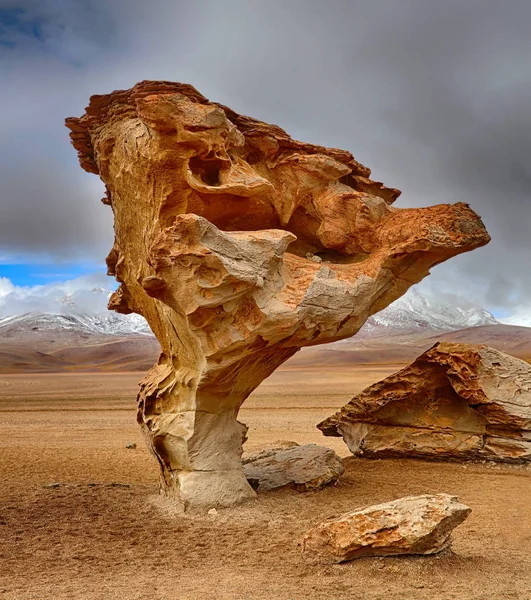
[0,0,116,63]
[1,0,530,311]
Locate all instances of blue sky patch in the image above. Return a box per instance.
[0,262,106,287]
[0,8,34,46]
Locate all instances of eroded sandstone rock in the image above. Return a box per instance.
[66,81,489,511]
[242,443,344,492]
[302,494,471,563]
[319,342,531,463]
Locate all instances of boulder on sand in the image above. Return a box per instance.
[302,493,471,564]
[318,342,531,464]
[242,443,344,492]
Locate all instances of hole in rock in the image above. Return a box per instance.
[286,243,370,266]
[189,156,226,186]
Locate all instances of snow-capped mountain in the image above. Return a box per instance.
[0,311,151,337]
[0,285,500,339]
[359,288,499,337]
[0,285,152,337]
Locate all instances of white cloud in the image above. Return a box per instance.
[0,277,16,297]
[0,272,115,318]
[500,308,531,328]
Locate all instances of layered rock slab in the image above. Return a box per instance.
[302,494,471,563]
[319,342,531,463]
[66,81,490,511]
[242,443,344,492]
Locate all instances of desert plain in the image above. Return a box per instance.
[1,360,530,600]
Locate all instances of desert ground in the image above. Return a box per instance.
[1,364,530,600]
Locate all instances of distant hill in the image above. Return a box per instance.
[0,312,158,373]
[291,324,531,367]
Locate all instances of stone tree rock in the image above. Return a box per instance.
[319,342,531,463]
[302,494,471,563]
[66,81,490,511]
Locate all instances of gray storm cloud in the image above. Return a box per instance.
[0,0,530,310]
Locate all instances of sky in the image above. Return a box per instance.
[0,0,530,320]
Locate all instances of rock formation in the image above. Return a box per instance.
[66,81,490,511]
[302,494,471,563]
[319,342,531,463]
[242,443,344,492]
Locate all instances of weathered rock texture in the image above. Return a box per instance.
[301,494,471,564]
[66,81,489,511]
[242,443,344,492]
[319,342,531,463]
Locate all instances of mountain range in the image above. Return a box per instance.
[1,287,530,373]
[359,288,499,336]
[0,286,502,337]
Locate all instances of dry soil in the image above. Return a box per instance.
[1,365,530,599]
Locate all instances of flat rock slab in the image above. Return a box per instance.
[302,493,471,564]
[242,443,344,492]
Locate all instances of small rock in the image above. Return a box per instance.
[243,443,344,492]
[388,565,400,573]
[207,508,218,516]
[43,483,67,489]
[305,252,323,263]
[125,443,137,449]
[302,493,471,564]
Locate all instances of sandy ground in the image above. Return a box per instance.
[1,365,530,600]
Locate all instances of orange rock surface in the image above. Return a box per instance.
[66,81,490,511]
[302,494,471,564]
[319,342,531,463]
